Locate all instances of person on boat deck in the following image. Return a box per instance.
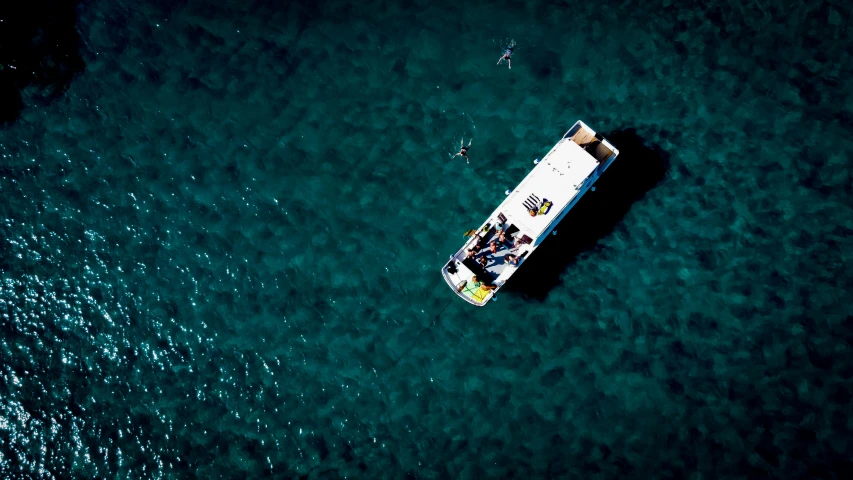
[497,229,507,245]
[465,248,477,259]
[477,256,488,269]
[471,276,497,291]
[489,240,498,254]
[453,138,472,164]
[497,40,516,69]
[473,235,485,252]
[506,254,520,266]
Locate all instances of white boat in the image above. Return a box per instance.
[441,120,619,306]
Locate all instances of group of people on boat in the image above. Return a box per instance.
[456,224,522,295]
[464,224,521,269]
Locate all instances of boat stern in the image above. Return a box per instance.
[441,258,495,306]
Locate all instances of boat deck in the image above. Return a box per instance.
[442,226,526,305]
[473,228,521,279]
[566,127,596,145]
[566,126,615,164]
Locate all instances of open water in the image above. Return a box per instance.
[1,0,852,478]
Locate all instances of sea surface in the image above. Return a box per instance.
[1,0,852,478]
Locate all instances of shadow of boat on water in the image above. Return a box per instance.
[503,129,671,301]
[0,2,84,124]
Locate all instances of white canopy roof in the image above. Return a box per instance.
[501,139,599,239]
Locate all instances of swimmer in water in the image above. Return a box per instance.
[453,138,472,164]
[497,40,516,69]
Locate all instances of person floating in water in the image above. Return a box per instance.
[453,138,472,164]
[497,40,516,69]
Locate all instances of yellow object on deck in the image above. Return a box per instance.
[460,282,489,303]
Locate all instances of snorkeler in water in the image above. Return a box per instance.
[453,138,472,164]
[497,40,516,69]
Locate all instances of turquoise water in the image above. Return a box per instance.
[2,0,852,477]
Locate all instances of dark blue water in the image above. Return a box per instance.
[2,0,852,477]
